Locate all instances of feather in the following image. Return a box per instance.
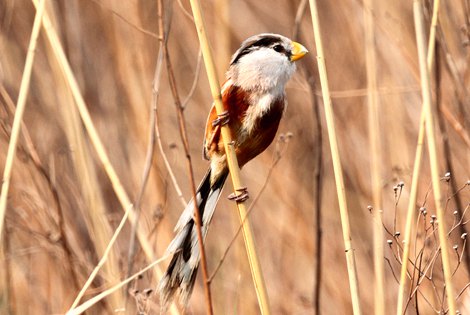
[159,168,228,310]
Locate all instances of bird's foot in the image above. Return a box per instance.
[228,187,249,202]
[212,110,230,127]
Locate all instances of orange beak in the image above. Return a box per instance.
[290,41,309,61]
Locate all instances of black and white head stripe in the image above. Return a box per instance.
[230,33,292,65]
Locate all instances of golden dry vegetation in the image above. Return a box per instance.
[0,0,469,314]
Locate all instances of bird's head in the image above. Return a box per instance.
[227,33,308,92]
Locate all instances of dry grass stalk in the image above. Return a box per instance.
[0,0,46,242]
[308,0,362,314]
[396,1,441,313]
[188,0,271,314]
[395,102,426,315]
[413,1,455,313]
[29,0,178,312]
[363,0,385,313]
[158,0,214,312]
[30,0,157,265]
[46,18,124,315]
[67,253,170,315]
[3,1,469,313]
[68,204,133,310]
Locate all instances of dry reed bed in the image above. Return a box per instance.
[0,0,469,314]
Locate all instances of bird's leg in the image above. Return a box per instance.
[211,110,230,127]
[228,186,249,202]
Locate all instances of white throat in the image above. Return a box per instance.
[227,47,296,95]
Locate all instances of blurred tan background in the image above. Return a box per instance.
[0,0,469,314]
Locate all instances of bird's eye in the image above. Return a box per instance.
[273,44,284,53]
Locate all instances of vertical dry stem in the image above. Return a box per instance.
[413,1,455,313]
[30,0,157,265]
[396,1,441,313]
[187,0,271,314]
[0,0,46,241]
[363,1,385,313]
[308,1,362,314]
[157,0,213,313]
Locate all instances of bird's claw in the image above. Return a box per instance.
[228,187,249,202]
[212,110,230,127]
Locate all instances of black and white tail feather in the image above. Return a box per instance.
[159,168,228,309]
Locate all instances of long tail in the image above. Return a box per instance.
[159,168,228,309]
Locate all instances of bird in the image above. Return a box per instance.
[159,33,308,309]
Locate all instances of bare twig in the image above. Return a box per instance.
[89,0,159,39]
[155,112,187,208]
[434,33,470,275]
[126,34,165,297]
[181,50,203,109]
[158,0,213,313]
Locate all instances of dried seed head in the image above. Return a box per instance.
[443,172,451,182]
[466,180,470,186]
[367,205,373,213]
[394,232,401,237]
[393,185,398,192]
[431,214,437,220]
[398,181,404,188]
[419,207,427,216]
[453,244,459,250]
[387,239,393,245]
[461,233,467,239]
[454,210,459,216]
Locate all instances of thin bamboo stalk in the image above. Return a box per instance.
[363,1,385,314]
[187,0,271,314]
[395,1,441,313]
[0,0,46,241]
[413,1,455,314]
[307,1,362,314]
